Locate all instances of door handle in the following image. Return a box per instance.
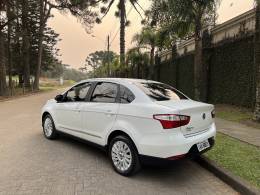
[73,109,80,112]
[105,110,114,116]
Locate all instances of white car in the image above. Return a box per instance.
[41,78,216,176]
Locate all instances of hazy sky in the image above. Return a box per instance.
[48,0,255,69]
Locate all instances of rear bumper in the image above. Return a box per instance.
[137,123,216,159]
[139,137,214,165]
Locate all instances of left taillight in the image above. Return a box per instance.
[153,114,190,129]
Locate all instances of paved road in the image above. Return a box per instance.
[0,90,238,195]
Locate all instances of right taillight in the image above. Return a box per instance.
[153,114,190,129]
[211,110,215,118]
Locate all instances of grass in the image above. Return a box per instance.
[215,104,260,129]
[39,78,75,92]
[0,78,75,101]
[216,104,253,122]
[205,133,260,189]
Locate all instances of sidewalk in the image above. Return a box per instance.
[216,118,260,147]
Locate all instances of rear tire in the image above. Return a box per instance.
[109,135,141,176]
[42,114,58,140]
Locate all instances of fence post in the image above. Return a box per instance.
[155,54,161,81]
[202,29,213,102]
[171,44,178,88]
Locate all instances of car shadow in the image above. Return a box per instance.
[53,133,199,184]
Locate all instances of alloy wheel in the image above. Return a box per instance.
[111,141,132,172]
[44,117,53,137]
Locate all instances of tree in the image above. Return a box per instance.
[254,0,260,121]
[0,0,99,96]
[132,27,158,78]
[21,0,31,87]
[97,0,144,67]
[33,0,99,90]
[0,0,15,95]
[147,0,218,100]
[126,47,149,78]
[85,50,117,77]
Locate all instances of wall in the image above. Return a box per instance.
[155,34,255,109]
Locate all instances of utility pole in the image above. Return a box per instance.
[107,35,110,77]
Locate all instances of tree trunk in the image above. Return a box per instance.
[34,27,44,90]
[22,0,31,88]
[254,2,260,121]
[194,18,203,100]
[0,31,7,96]
[119,0,126,69]
[7,2,13,92]
[34,0,51,90]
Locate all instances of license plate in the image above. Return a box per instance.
[197,139,210,152]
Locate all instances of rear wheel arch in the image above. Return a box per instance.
[107,130,139,154]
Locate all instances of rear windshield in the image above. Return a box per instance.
[135,82,188,101]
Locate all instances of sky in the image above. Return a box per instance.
[48,0,255,69]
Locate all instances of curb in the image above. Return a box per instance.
[196,156,260,195]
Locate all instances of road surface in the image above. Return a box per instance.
[0,90,238,195]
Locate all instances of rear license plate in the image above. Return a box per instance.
[197,139,210,152]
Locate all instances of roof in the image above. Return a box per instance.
[81,78,158,84]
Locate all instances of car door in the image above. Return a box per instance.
[54,82,91,133]
[80,82,120,144]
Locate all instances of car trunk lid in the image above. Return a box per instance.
[156,100,214,137]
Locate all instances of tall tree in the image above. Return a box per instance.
[6,1,14,91]
[33,0,99,90]
[126,47,149,78]
[132,27,158,78]
[147,0,218,100]
[0,0,13,95]
[85,50,117,77]
[97,0,143,67]
[21,0,31,87]
[254,0,260,121]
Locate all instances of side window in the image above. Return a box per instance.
[91,82,118,103]
[65,83,91,102]
[120,85,135,104]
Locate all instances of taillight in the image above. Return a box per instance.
[211,110,215,118]
[153,114,190,129]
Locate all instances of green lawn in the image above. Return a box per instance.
[39,79,75,92]
[205,133,260,189]
[215,104,260,129]
[216,105,253,122]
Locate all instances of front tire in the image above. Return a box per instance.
[109,135,141,176]
[43,114,58,140]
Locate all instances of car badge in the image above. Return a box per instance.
[202,113,206,120]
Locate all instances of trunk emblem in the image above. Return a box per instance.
[202,113,206,120]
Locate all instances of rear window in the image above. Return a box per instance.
[135,82,188,101]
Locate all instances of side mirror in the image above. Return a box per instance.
[55,94,64,102]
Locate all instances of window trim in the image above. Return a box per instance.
[119,85,135,104]
[62,82,93,103]
[89,82,120,104]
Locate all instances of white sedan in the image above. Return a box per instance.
[41,78,216,176]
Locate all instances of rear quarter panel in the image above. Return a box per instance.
[107,103,178,152]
